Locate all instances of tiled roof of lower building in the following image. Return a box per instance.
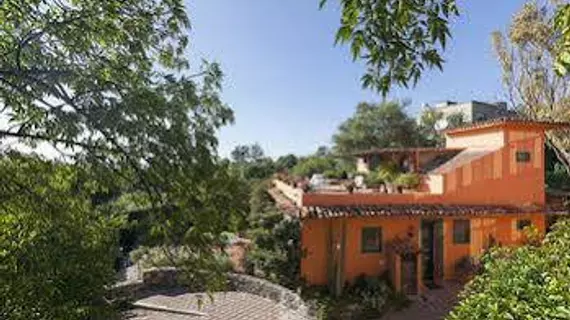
[302,204,535,219]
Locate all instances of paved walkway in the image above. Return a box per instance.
[382,282,464,320]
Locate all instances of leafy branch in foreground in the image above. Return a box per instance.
[0,0,248,318]
[320,0,459,95]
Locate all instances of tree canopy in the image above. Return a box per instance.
[492,2,570,175]
[332,101,425,156]
[0,0,247,318]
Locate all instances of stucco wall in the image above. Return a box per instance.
[301,213,546,287]
[442,133,545,206]
[442,213,545,279]
[445,128,505,149]
[301,217,419,286]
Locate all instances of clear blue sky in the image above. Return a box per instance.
[187,0,527,158]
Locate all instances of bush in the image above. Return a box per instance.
[447,219,570,320]
[394,173,421,189]
[377,162,399,183]
[364,171,385,188]
[247,214,303,289]
[347,274,391,312]
[303,275,397,319]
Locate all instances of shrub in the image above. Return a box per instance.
[447,219,570,320]
[377,162,399,183]
[347,274,391,312]
[364,171,385,188]
[247,215,303,289]
[394,173,421,189]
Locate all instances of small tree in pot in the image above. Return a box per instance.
[377,163,399,193]
[394,173,421,193]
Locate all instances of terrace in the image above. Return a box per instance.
[273,147,466,208]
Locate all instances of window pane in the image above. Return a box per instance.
[453,220,470,244]
[516,151,531,163]
[517,219,531,231]
[361,227,382,253]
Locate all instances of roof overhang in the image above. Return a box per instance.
[444,118,570,136]
[353,147,464,157]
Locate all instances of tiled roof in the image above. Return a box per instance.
[353,147,463,156]
[444,117,570,135]
[302,204,534,219]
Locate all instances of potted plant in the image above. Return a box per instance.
[395,173,421,193]
[364,171,384,191]
[377,163,398,193]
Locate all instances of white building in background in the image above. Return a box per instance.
[422,100,510,130]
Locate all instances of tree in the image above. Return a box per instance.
[418,106,445,147]
[492,2,570,175]
[320,1,570,95]
[333,101,423,156]
[274,154,298,172]
[0,0,246,316]
[231,143,265,163]
[447,220,570,320]
[446,112,465,129]
[0,154,121,320]
[291,155,337,178]
[230,144,275,180]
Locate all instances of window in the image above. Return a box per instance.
[516,151,531,163]
[361,227,382,253]
[453,220,470,244]
[517,219,531,231]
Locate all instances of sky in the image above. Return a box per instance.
[187,0,528,158]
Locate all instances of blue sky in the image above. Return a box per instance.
[187,0,527,158]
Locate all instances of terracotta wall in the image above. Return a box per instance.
[300,217,419,285]
[302,213,546,286]
[442,129,545,206]
[303,129,546,207]
[442,213,545,279]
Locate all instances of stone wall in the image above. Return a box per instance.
[226,273,310,316]
[112,268,314,318]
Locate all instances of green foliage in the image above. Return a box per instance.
[377,162,399,183]
[249,179,274,216]
[303,275,398,319]
[231,144,276,180]
[364,171,384,188]
[333,101,424,156]
[292,155,337,178]
[493,2,570,175]
[547,163,570,190]
[275,154,299,172]
[555,4,570,75]
[247,213,303,289]
[418,107,445,147]
[320,0,459,95]
[447,219,570,320]
[130,246,233,274]
[0,0,250,315]
[0,154,122,320]
[347,275,391,312]
[446,112,465,129]
[231,143,265,163]
[394,173,421,189]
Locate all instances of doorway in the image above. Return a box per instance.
[421,219,444,288]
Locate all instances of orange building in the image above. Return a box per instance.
[274,118,570,295]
